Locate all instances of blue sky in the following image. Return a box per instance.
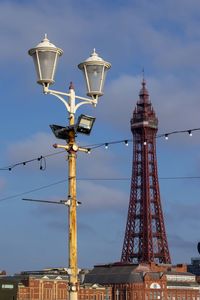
[0,0,200,274]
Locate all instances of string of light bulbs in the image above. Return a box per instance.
[0,150,65,171]
[84,127,200,150]
[0,126,200,172]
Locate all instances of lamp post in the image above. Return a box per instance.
[28,34,111,300]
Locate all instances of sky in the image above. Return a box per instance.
[0,0,200,274]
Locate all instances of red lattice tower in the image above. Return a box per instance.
[121,80,171,264]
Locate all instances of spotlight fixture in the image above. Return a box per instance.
[105,143,108,149]
[50,115,95,140]
[188,130,192,137]
[50,124,72,140]
[125,140,129,146]
[76,114,96,135]
[165,134,169,140]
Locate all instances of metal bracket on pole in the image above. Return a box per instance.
[53,143,90,154]
[67,268,81,275]
[78,146,91,153]
[43,85,98,114]
[60,198,82,207]
[53,143,70,150]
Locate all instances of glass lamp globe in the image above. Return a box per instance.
[28,34,63,86]
[78,49,111,98]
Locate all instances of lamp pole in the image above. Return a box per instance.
[28,35,111,300]
[68,91,78,298]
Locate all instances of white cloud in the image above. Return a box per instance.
[98,74,200,137]
[7,132,55,161]
[1,0,200,272]
[77,147,124,178]
[77,180,128,212]
[0,0,199,74]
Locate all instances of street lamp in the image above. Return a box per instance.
[28,34,63,86]
[78,48,110,98]
[28,34,111,300]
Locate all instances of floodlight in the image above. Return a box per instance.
[76,114,95,135]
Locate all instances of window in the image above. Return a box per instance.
[150,283,161,289]
[2,284,14,289]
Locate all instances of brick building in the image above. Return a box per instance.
[84,262,200,300]
[0,268,111,300]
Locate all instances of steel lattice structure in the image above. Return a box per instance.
[121,80,171,264]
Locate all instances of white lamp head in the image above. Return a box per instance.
[28,34,63,86]
[78,49,111,99]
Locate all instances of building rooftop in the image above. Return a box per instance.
[85,265,144,284]
[84,263,195,285]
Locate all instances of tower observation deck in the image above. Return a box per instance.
[121,80,171,264]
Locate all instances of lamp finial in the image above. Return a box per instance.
[69,81,75,90]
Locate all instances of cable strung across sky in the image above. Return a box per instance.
[1,176,200,203]
[0,126,200,172]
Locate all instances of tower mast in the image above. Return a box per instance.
[121,80,171,264]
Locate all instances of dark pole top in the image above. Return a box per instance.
[139,79,149,103]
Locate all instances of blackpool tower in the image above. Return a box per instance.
[121,79,171,264]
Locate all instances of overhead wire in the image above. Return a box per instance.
[1,175,200,202]
[0,179,67,202]
[0,150,65,171]
[0,126,200,172]
[0,126,198,203]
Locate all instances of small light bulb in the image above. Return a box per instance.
[143,141,147,146]
[188,130,192,137]
[105,143,108,149]
[93,68,98,76]
[165,134,169,140]
[125,140,128,146]
[87,149,91,154]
